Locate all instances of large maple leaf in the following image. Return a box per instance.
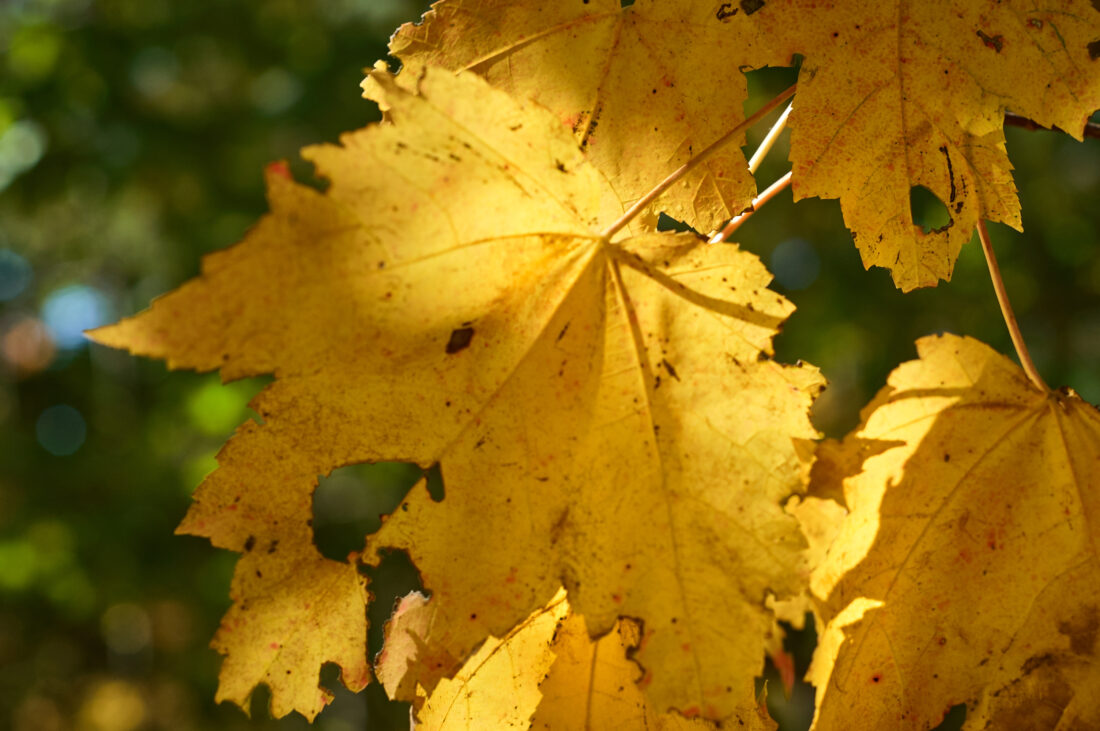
[376,0,765,234]
[808,334,1100,729]
[736,0,1100,290]
[91,67,822,720]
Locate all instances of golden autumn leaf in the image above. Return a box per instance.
[808,334,1100,729]
[376,0,764,234]
[91,66,822,721]
[414,592,569,729]
[380,590,771,730]
[735,0,1100,290]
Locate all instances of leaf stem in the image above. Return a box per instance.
[598,83,797,242]
[976,220,1049,392]
[1003,111,1100,141]
[708,171,792,243]
[747,102,793,175]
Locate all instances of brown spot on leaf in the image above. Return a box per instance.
[1057,605,1099,655]
[976,30,1005,52]
[244,535,256,552]
[446,326,475,354]
[1089,40,1100,60]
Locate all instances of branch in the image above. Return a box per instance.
[599,83,797,242]
[709,172,792,243]
[747,102,793,175]
[976,220,1049,393]
[1003,111,1100,140]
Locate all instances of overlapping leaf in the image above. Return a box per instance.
[377,0,765,234]
[395,0,1100,290]
[732,0,1100,290]
[378,590,772,730]
[808,334,1100,729]
[92,66,821,720]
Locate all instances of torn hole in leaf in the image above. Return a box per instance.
[656,212,695,234]
[424,462,445,502]
[909,185,952,234]
[930,703,967,730]
[755,613,817,726]
[620,0,635,7]
[364,551,425,709]
[246,682,275,720]
[312,462,422,560]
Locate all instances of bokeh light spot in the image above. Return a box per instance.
[770,237,821,291]
[35,404,87,456]
[186,379,252,436]
[0,249,32,300]
[2,316,56,374]
[0,119,48,191]
[41,284,110,349]
[249,67,303,115]
[101,603,153,655]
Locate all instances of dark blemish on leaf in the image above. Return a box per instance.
[256,570,262,578]
[470,613,477,620]
[401,503,409,512]
[757,351,771,361]
[654,374,662,389]
[244,535,256,552]
[1089,40,1100,60]
[395,141,407,151]
[555,159,567,172]
[536,476,549,482]
[1057,605,1099,655]
[1027,18,1043,29]
[446,326,475,354]
[475,437,486,449]
[660,358,681,381]
[716,2,737,20]
[306,518,312,527]
[871,674,882,683]
[939,145,957,203]
[976,30,1004,52]
[944,453,951,462]
[557,322,570,342]
[267,540,279,554]
[448,152,461,162]
[377,260,386,269]
[509,123,523,131]
[740,0,765,14]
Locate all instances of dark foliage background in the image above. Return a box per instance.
[1,1,1097,729]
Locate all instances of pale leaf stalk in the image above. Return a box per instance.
[708,171,792,243]
[598,83,797,242]
[976,220,1049,392]
[747,102,793,175]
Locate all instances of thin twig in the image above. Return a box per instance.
[748,103,793,174]
[598,83,797,242]
[709,171,792,243]
[976,220,1049,392]
[1004,111,1100,140]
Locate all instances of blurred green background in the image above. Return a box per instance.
[1,1,1097,729]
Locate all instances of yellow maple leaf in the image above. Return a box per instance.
[730,0,1100,290]
[91,66,822,721]
[380,590,771,730]
[808,334,1100,729]
[375,0,764,234]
